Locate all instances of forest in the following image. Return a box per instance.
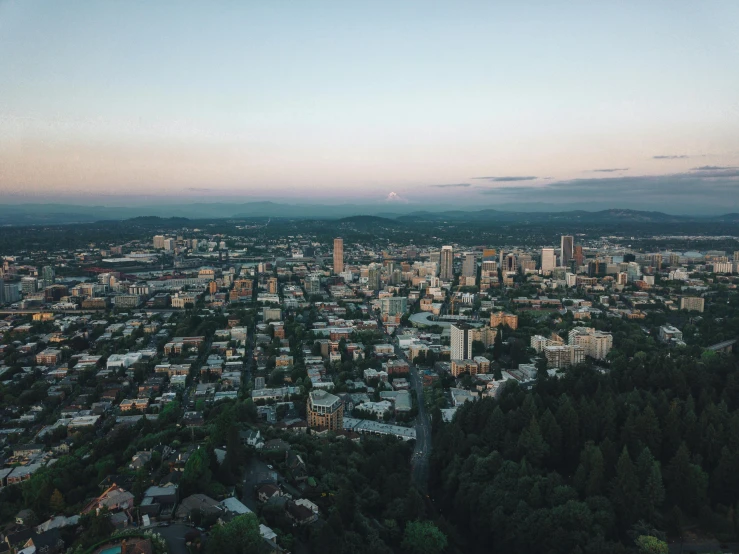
[430,347,739,553]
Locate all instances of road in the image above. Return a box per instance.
[393,339,431,493]
[156,523,194,554]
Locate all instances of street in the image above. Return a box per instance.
[393,341,431,493]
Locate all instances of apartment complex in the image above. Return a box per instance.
[307,390,344,432]
[490,312,518,330]
[680,296,705,313]
[567,327,613,360]
[544,345,585,368]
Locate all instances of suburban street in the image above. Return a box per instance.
[393,337,431,493]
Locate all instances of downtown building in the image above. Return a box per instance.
[440,246,454,281]
[333,238,344,275]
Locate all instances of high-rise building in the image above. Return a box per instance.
[462,253,476,278]
[21,276,38,295]
[561,236,574,267]
[153,235,165,249]
[368,263,381,291]
[440,246,454,281]
[568,327,613,360]
[41,266,55,286]
[680,297,705,313]
[333,238,344,275]
[3,282,20,303]
[163,238,175,252]
[734,251,739,262]
[451,323,473,360]
[307,390,344,431]
[541,248,556,273]
[380,296,407,316]
[573,245,584,267]
[267,277,278,294]
[504,253,518,272]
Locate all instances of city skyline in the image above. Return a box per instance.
[2,1,739,213]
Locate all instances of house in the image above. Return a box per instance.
[256,484,284,503]
[83,484,134,514]
[241,429,263,448]
[140,485,178,519]
[262,439,290,455]
[286,501,318,525]
[220,496,252,516]
[16,509,36,526]
[21,529,65,554]
[175,494,223,521]
[286,452,308,482]
[129,451,152,470]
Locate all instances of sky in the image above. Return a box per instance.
[1,1,739,213]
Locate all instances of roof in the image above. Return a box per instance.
[221,497,252,514]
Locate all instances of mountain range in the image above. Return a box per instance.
[0,202,738,226]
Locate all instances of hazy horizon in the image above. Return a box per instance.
[2,1,739,213]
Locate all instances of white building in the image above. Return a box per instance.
[567,327,613,360]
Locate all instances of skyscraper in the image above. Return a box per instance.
[440,245,454,281]
[541,248,556,273]
[41,266,55,287]
[368,263,381,291]
[561,236,574,267]
[573,245,584,267]
[451,323,473,360]
[333,238,344,275]
[462,252,476,278]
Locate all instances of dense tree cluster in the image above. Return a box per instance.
[430,349,739,553]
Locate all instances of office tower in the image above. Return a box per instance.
[333,238,344,274]
[668,253,680,266]
[440,245,454,281]
[3,282,20,303]
[41,266,55,286]
[541,248,556,273]
[561,236,574,267]
[21,276,38,294]
[307,390,344,431]
[573,245,584,267]
[163,238,175,252]
[451,323,473,360]
[153,235,165,249]
[504,253,517,272]
[462,253,476,278]
[368,264,381,291]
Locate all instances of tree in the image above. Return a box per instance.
[49,488,65,513]
[207,513,266,554]
[493,330,503,360]
[401,520,448,554]
[635,535,668,554]
[610,447,640,529]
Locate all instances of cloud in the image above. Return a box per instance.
[187,187,214,192]
[472,176,538,182]
[474,171,739,213]
[692,165,738,171]
[591,168,629,173]
[653,155,689,159]
[384,191,409,203]
[431,183,471,188]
